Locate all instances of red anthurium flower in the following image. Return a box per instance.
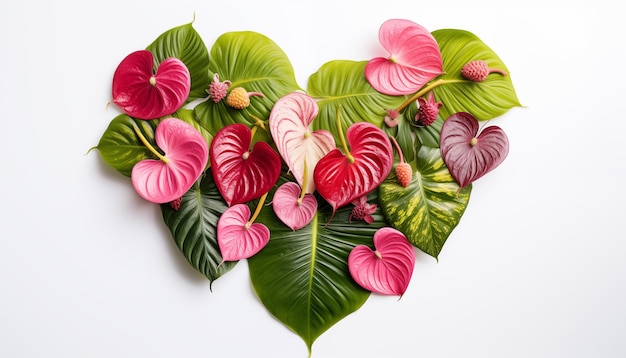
[348,227,416,296]
[217,204,270,262]
[131,117,208,203]
[210,124,281,206]
[365,19,443,96]
[269,92,336,194]
[272,182,317,231]
[112,50,190,120]
[314,122,393,214]
[440,112,509,188]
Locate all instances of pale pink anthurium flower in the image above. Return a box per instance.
[272,182,317,231]
[217,204,270,262]
[131,117,208,204]
[365,19,443,96]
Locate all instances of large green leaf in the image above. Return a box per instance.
[161,168,236,283]
[95,114,159,177]
[307,60,405,144]
[249,189,388,353]
[194,31,301,143]
[431,29,521,121]
[146,22,211,103]
[379,145,471,259]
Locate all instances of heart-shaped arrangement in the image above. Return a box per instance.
[92,17,520,357]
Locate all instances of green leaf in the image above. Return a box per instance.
[379,145,471,259]
[95,115,159,177]
[249,189,387,353]
[414,115,444,148]
[432,29,521,121]
[161,168,235,283]
[307,60,405,144]
[146,22,211,103]
[194,31,301,143]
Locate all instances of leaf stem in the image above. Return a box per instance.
[133,123,169,164]
[336,106,354,163]
[247,192,268,226]
[396,78,463,112]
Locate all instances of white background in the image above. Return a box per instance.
[1,1,625,357]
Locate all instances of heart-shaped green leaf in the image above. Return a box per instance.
[307,60,405,144]
[379,145,471,259]
[431,29,521,121]
[161,169,236,283]
[146,22,210,103]
[194,31,301,143]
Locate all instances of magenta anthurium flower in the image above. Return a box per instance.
[365,19,443,96]
[112,50,191,120]
[440,112,509,188]
[348,227,416,296]
[217,204,270,262]
[131,117,208,204]
[272,182,318,231]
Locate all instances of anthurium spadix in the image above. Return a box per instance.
[112,50,190,120]
[131,117,208,203]
[269,92,335,194]
[210,124,281,206]
[440,112,509,188]
[348,227,416,296]
[314,119,393,215]
[365,19,443,96]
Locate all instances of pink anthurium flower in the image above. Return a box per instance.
[112,50,191,120]
[217,203,270,262]
[440,112,509,188]
[365,19,443,96]
[269,92,336,194]
[314,122,393,215]
[210,124,281,206]
[272,182,317,231]
[348,227,416,296]
[131,117,208,203]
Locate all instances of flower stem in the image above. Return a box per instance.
[389,136,404,163]
[298,160,308,203]
[247,192,268,226]
[133,123,169,164]
[336,106,354,163]
[396,78,462,112]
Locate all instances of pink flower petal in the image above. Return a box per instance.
[348,227,416,296]
[112,50,191,120]
[131,118,208,203]
[272,182,318,230]
[269,92,336,194]
[365,19,443,95]
[217,204,270,262]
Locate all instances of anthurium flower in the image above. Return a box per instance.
[112,50,191,120]
[269,92,336,194]
[365,19,443,96]
[272,182,317,231]
[217,204,270,262]
[348,227,416,296]
[440,112,509,188]
[131,117,208,203]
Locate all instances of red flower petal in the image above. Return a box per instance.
[272,182,318,230]
[348,227,416,296]
[365,19,443,95]
[314,122,393,213]
[131,118,208,203]
[210,124,282,206]
[440,112,509,188]
[217,204,270,262]
[112,50,190,120]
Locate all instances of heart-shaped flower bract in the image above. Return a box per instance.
[272,182,318,231]
[364,19,443,96]
[112,50,190,120]
[131,117,208,203]
[440,112,510,188]
[217,204,270,262]
[314,122,393,214]
[269,92,336,194]
[348,227,416,296]
[210,123,281,206]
